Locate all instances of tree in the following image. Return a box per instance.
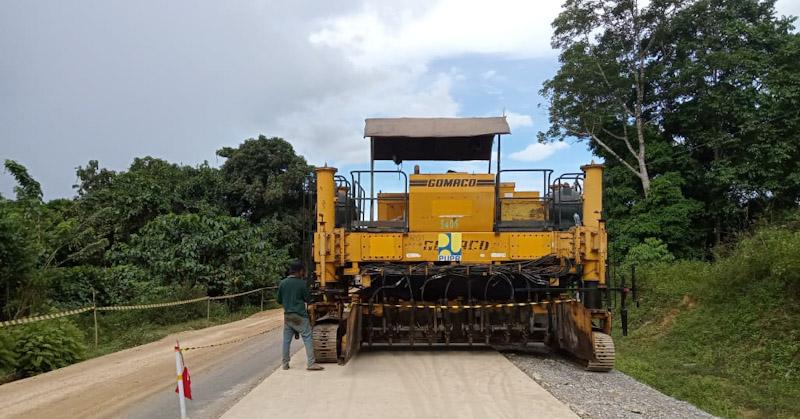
[217,136,311,222]
[1,162,110,317]
[109,213,288,295]
[0,203,39,319]
[542,0,686,196]
[217,136,312,254]
[607,171,704,261]
[659,0,800,243]
[73,160,115,197]
[545,0,800,257]
[75,157,226,253]
[1,161,47,318]
[4,160,42,202]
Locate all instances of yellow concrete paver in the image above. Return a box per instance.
[222,349,578,419]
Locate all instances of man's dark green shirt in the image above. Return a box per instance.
[276,275,310,318]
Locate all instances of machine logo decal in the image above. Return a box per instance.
[437,233,462,261]
[424,239,488,251]
[427,179,477,187]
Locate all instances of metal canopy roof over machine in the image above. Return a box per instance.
[364,117,510,162]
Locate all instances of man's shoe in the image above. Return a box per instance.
[306,363,324,371]
[282,363,290,370]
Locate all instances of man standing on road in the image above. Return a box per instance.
[277,260,324,371]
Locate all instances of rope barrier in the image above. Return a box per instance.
[0,306,95,328]
[180,328,272,352]
[0,287,277,328]
[209,286,275,300]
[97,296,210,312]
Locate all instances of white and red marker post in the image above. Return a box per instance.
[175,341,188,419]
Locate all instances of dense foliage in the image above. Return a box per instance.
[543,0,800,261]
[0,136,310,376]
[9,319,86,377]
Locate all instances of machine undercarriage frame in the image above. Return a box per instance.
[309,258,625,372]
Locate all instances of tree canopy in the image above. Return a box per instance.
[543,0,800,260]
[0,137,311,320]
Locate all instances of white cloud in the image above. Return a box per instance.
[1,0,564,198]
[508,141,569,162]
[273,71,459,165]
[281,0,562,167]
[776,0,800,19]
[505,112,533,130]
[309,0,561,69]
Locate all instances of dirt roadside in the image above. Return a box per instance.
[0,309,284,419]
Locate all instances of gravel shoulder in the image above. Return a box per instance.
[505,347,716,419]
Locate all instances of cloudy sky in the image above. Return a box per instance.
[2,0,799,199]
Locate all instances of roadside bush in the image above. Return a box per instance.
[45,265,109,308]
[11,318,86,377]
[0,331,17,372]
[717,226,800,296]
[622,237,675,274]
[108,213,288,296]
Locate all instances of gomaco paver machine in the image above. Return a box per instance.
[303,116,633,371]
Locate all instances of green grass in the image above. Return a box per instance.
[613,227,800,418]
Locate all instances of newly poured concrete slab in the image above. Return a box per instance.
[222,349,578,419]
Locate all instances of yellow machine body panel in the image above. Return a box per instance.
[408,173,495,232]
[501,194,546,222]
[377,192,407,221]
[508,233,554,259]
[359,234,404,261]
[311,165,612,363]
[347,231,556,263]
[314,164,608,285]
[337,228,605,267]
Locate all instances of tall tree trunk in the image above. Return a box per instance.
[636,117,650,196]
[639,162,651,195]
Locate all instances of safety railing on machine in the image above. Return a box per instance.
[494,169,584,231]
[347,170,409,232]
[495,169,553,231]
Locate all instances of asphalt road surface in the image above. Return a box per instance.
[119,325,292,419]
